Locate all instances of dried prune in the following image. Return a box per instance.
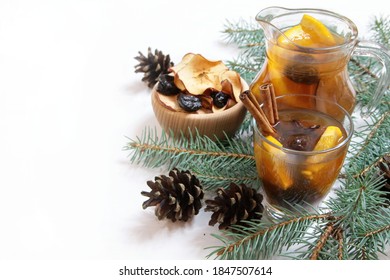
[286,134,309,151]
[157,74,181,95]
[211,91,229,108]
[177,93,202,112]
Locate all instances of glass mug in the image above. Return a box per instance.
[253,95,353,219]
[250,7,390,115]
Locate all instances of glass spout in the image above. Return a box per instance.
[255,6,291,45]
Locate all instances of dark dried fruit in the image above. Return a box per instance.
[286,134,309,151]
[283,55,319,85]
[284,64,319,84]
[211,91,229,108]
[177,93,202,112]
[156,74,181,95]
[276,119,325,151]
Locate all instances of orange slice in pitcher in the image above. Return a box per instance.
[277,14,337,48]
[300,14,336,47]
[277,24,315,47]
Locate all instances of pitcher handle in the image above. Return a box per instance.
[353,41,390,116]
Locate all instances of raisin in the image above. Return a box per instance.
[177,93,202,112]
[157,74,181,95]
[211,91,229,108]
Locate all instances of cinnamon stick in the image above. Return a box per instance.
[240,90,276,136]
[246,90,271,125]
[269,83,279,123]
[259,84,275,125]
[259,83,279,125]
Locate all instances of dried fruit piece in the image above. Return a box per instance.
[170,54,229,95]
[177,93,202,112]
[170,53,196,91]
[199,95,213,110]
[313,126,343,151]
[286,134,309,151]
[221,71,242,102]
[220,79,234,97]
[212,91,229,108]
[278,24,315,48]
[302,126,344,180]
[260,136,293,190]
[283,55,319,84]
[156,93,185,112]
[225,98,237,109]
[157,74,181,95]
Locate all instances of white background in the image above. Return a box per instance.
[0,0,388,260]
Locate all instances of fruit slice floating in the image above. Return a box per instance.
[277,14,337,48]
[302,126,344,181]
[300,14,336,47]
[260,136,293,190]
[277,24,315,47]
[313,126,343,151]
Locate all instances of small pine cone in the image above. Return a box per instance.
[378,155,390,204]
[134,47,174,88]
[141,168,204,222]
[205,183,264,230]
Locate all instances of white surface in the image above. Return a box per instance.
[0,0,388,260]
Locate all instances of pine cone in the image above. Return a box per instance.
[378,155,390,204]
[141,168,204,222]
[134,47,174,88]
[205,183,264,230]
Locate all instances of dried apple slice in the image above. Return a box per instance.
[226,98,237,109]
[170,53,195,91]
[221,70,242,102]
[200,95,213,110]
[220,79,234,98]
[156,93,185,112]
[170,53,195,73]
[170,54,228,95]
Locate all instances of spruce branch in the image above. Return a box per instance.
[364,224,390,238]
[124,127,257,189]
[350,57,378,79]
[370,15,390,47]
[208,212,333,259]
[309,222,335,260]
[352,111,390,160]
[340,152,390,179]
[221,19,266,82]
[334,227,344,260]
[351,208,390,259]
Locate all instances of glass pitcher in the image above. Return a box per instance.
[250,7,390,115]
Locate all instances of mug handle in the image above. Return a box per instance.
[353,41,390,116]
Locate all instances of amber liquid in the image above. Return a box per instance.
[250,31,356,115]
[254,109,348,210]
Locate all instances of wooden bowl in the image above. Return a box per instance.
[151,80,248,140]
